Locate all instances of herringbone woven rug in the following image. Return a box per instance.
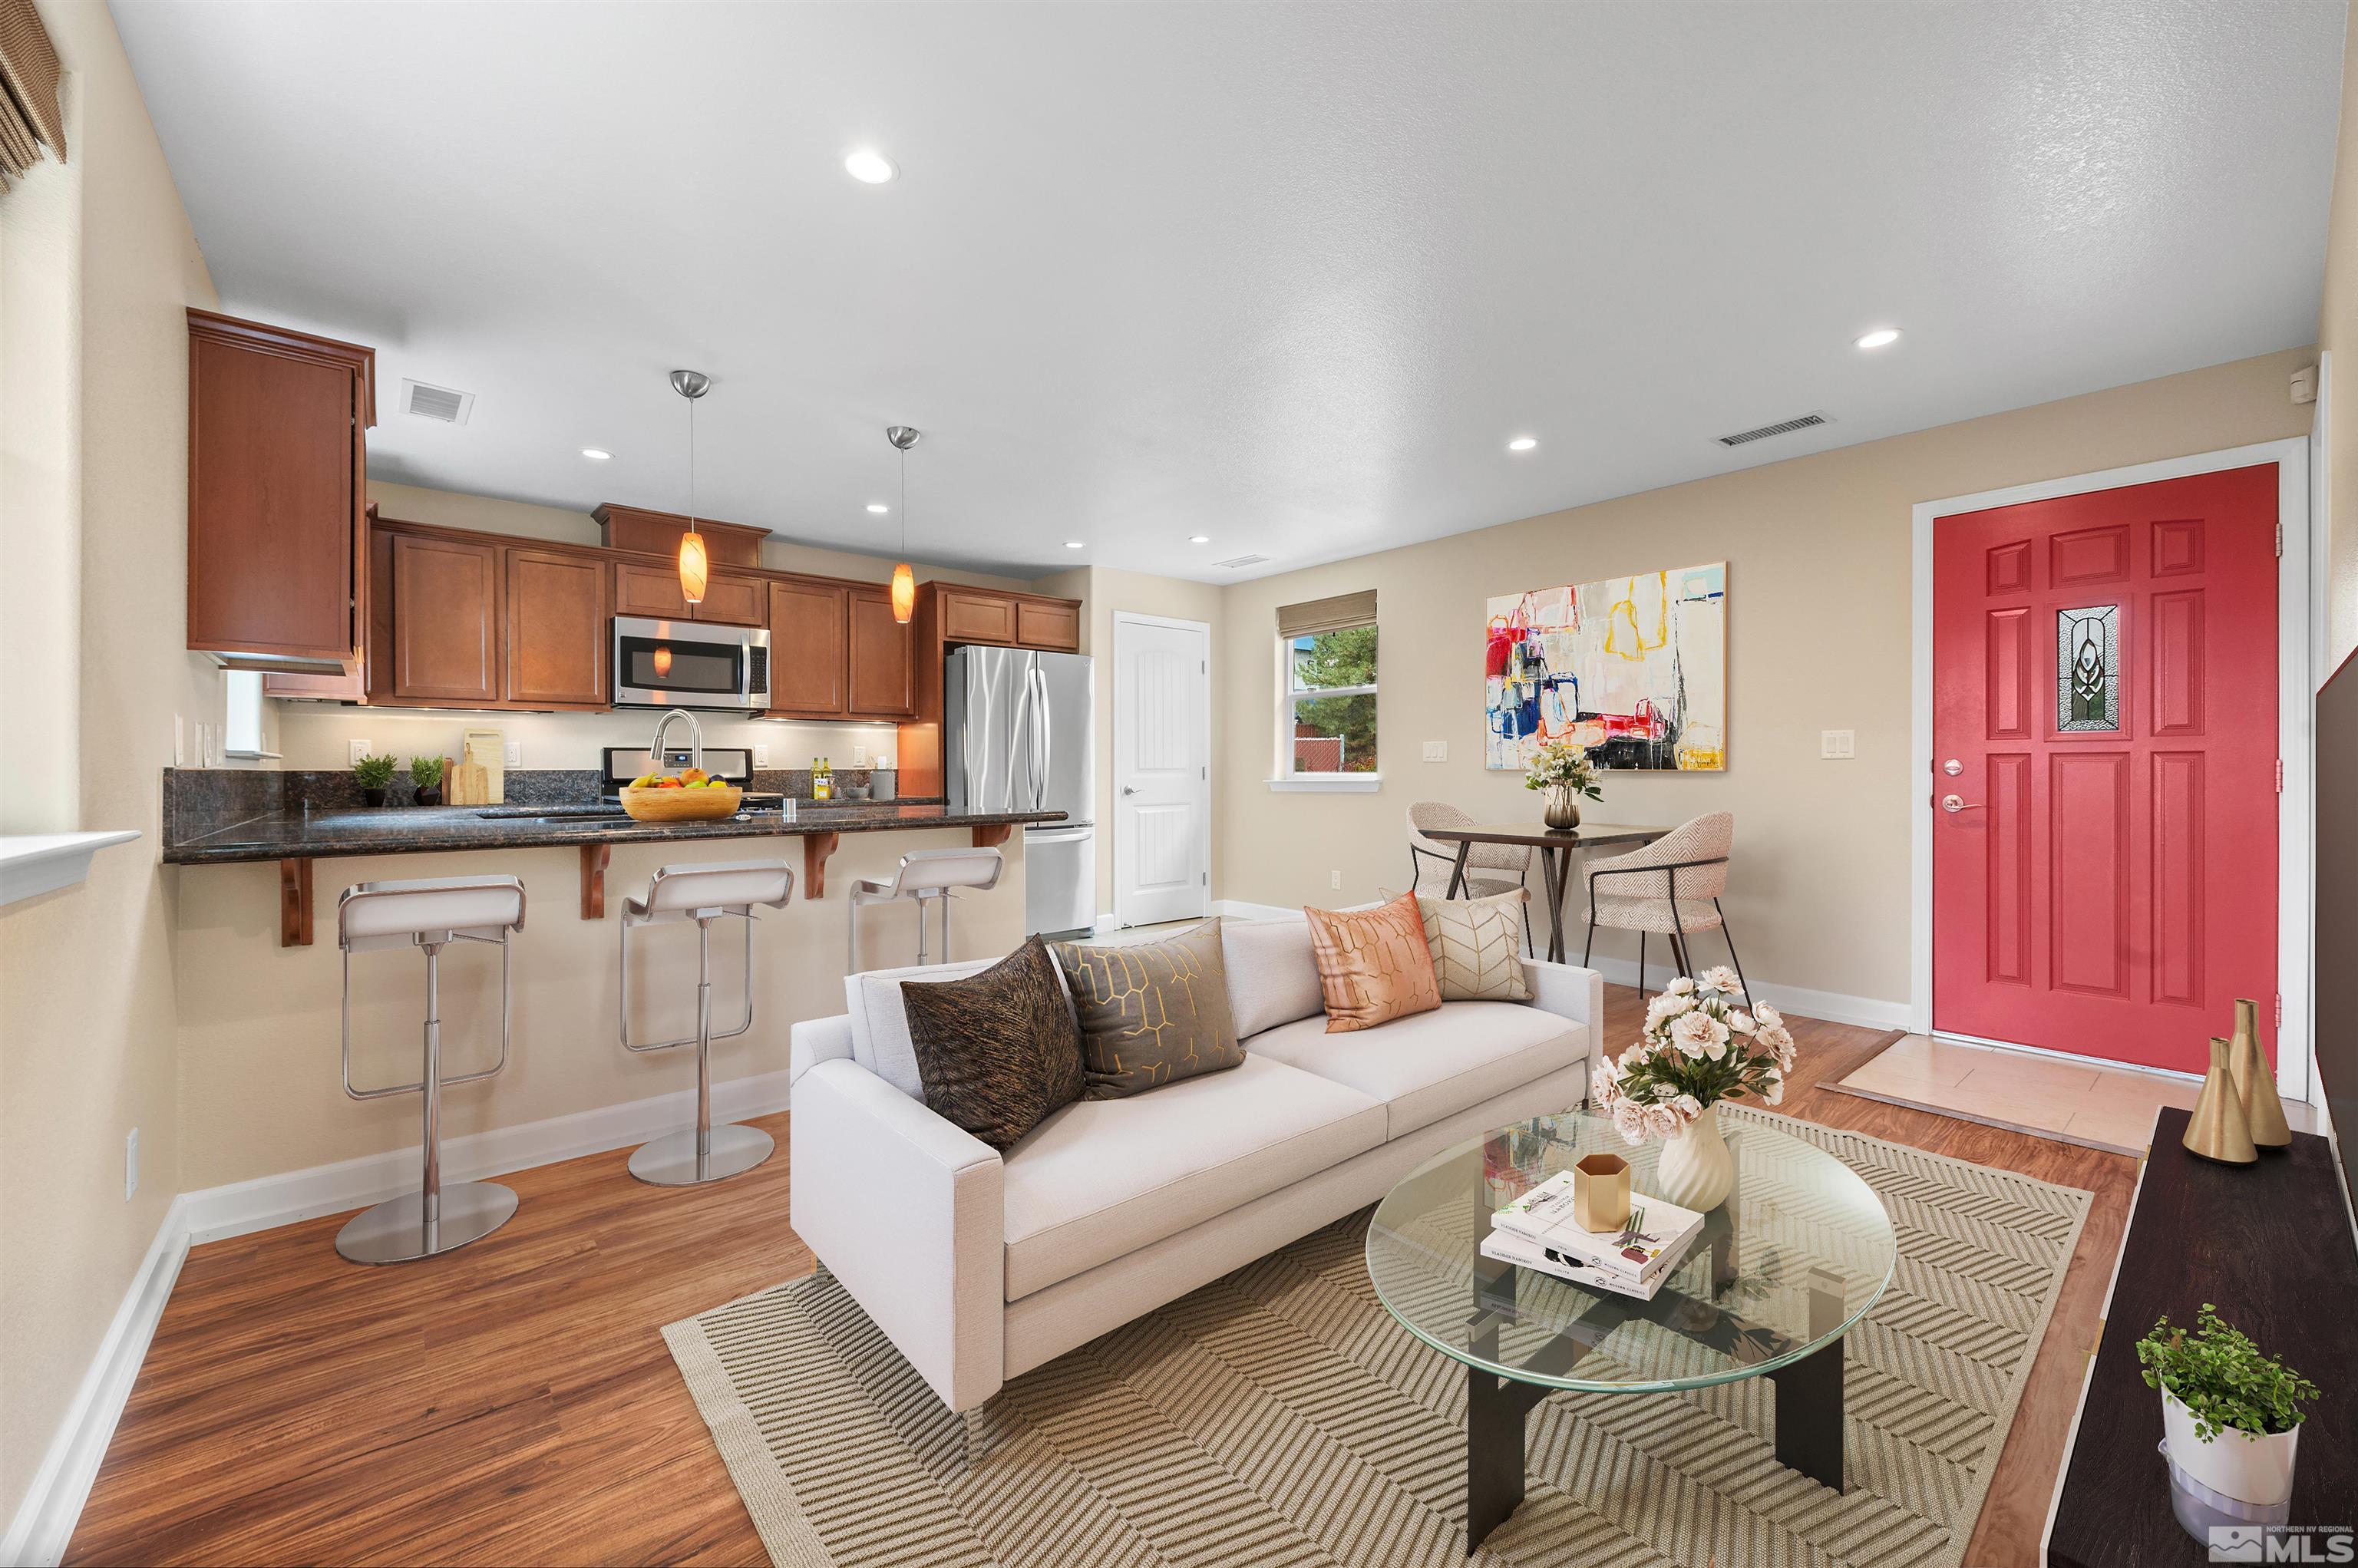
[665,1109,2089,1568]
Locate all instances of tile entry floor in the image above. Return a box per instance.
[1832,1033,2317,1155]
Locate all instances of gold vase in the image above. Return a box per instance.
[2226,998,2291,1150]
[2183,1036,2257,1165]
[1573,1153,1631,1233]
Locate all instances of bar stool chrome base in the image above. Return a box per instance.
[335,1179,519,1264]
[628,1123,774,1186]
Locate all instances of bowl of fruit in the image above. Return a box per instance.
[618,768,744,823]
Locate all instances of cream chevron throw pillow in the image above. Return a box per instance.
[1381,888,1531,1002]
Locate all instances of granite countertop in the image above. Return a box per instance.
[162,801,1066,865]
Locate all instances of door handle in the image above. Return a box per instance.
[1121,785,1138,796]
[1940,794,1985,813]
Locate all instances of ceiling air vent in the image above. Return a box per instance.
[1215,553,1271,570]
[400,378,475,425]
[1716,410,1829,447]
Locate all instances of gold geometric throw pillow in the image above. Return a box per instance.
[1410,888,1531,1002]
[1303,891,1444,1033]
[1052,920,1245,1099]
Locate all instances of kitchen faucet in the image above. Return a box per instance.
[649,707,703,778]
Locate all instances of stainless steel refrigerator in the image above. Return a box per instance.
[944,646,1096,938]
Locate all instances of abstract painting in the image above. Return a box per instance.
[1484,563,1727,771]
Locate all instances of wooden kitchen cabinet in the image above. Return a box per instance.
[1016,598,1082,652]
[504,546,609,707]
[934,584,1083,652]
[387,532,500,705]
[846,586,915,718]
[766,579,847,715]
[939,586,1019,646]
[614,560,764,626]
[695,571,766,627]
[186,309,375,671]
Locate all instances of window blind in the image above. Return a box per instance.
[1276,589,1378,639]
[0,0,64,190]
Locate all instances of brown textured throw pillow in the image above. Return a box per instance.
[1304,891,1444,1032]
[900,936,1085,1148]
[1052,921,1244,1098]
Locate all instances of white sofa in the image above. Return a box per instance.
[788,915,1602,1413]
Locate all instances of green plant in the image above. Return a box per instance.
[408,755,444,791]
[2135,1304,2319,1441]
[352,753,397,790]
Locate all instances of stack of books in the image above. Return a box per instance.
[1481,1170,1706,1301]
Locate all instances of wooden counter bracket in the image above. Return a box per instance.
[803,833,841,900]
[971,824,1014,850]
[580,843,611,919]
[279,858,314,948]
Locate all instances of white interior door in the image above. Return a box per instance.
[1114,614,1210,927]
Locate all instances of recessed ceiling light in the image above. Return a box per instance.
[580,447,612,460]
[1507,436,1537,452]
[1189,535,1210,544]
[844,150,897,185]
[867,503,889,514]
[1854,327,1902,349]
[1064,541,1085,550]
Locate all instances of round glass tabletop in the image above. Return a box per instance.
[1366,1111,1896,1394]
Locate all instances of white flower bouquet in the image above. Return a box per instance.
[1521,737,1602,800]
[1590,968,1797,1144]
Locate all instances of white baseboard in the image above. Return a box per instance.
[1,1197,190,1568]
[183,1068,795,1245]
[2,1069,795,1565]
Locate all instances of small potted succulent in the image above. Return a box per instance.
[2137,1304,2318,1523]
[353,752,397,807]
[1523,737,1602,830]
[408,755,445,807]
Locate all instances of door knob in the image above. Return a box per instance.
[1940,794,1985,813]
[1942,758,1963,776]
[1121,785,1138,796]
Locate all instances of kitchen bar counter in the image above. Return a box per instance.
[163,795,1062,946]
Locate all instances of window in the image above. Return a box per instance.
[1274,591,1378,787]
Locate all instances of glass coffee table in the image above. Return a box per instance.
[1366,1111,1895,1556]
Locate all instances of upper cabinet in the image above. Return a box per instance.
[504,546,609,707]
[186,309,375,672]
[766,579,847,716]
[846,586,915,718]
[695,571,766,627]
[939,586,1018,646]
[935,584,1082,652]
[613,560,692,620]
[596,503,768,625]
[362,519,610,713]
[385,532,501,705]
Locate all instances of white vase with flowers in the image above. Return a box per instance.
[1590,968,1797,1210]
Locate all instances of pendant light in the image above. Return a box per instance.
[886,424,921,624]
[671,369,712,605]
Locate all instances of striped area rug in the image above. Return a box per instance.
[665,1109,2089,1568]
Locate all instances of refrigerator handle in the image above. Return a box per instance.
[966,659,990,810]
[1032,664,1052,810]
[1006,659,1032,811]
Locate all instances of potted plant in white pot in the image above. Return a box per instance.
[1590,969,1795,1210]
[2136,1304,2318,1527]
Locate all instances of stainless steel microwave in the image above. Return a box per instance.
[611,616,770,710]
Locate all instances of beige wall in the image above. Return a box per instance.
[2321,12,2358,675]
[1029,566,1226,919]
[1215,348,2319,1012]
[0,0,222,1527]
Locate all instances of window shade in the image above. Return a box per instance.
[1276,590,1378,639]
[0,0,64,190]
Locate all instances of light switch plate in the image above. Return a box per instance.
[505,741,523,767]
[125,1127,138,1200]
[349,738,373,764]
[1821,729,1856,760]
[1330,870,1342,890]
[1422,741,1447,762]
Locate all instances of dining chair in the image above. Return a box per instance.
[1405,801,1534,956]
[1580,811,1748,1002]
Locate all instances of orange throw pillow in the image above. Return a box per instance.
[1304,892,1444,1033]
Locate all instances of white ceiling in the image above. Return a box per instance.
[113,2,2345,583]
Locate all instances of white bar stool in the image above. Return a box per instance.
[848,847,1004,973]
[335,874,527,1265]
[619,859,794,1185]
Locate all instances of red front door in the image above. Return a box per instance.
[1931,464,2278,1074]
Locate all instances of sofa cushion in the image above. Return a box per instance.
[1246,1000,1587,1140]
[1304,893,1444,1032]
[902,936,1088,1148]
[999,1055,1386,1299]
[1220,918,1324,1038]
[1052,920,1244,1099]
[844,959,996,1100]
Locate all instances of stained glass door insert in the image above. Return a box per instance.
[2056,605,2119,732]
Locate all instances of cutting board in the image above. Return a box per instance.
[448,761,493,806]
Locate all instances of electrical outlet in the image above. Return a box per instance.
[754,744,771,768]
[1330,870,1342,890]
[349,738,373,765]
[125,1127,139,1200]
[1422,741,1447,762]
[504,741,523,767]
[1820,729,1857,760]
[853,743,870,767]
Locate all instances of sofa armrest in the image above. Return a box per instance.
[1521,958,1605,1045]
[789,1058,1006,1411]
[791,1013,855,1085]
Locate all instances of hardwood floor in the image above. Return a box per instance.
[67,989,2138,1566]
